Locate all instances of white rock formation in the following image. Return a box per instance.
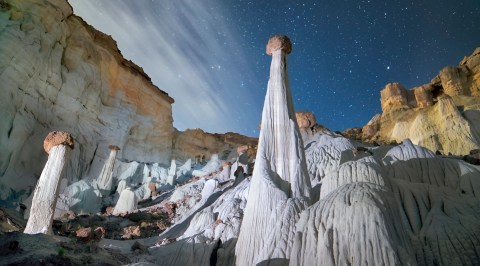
[291,183,416,266]
[96,145,120,196]
[166,159,177,186]
[56,179,102,215]
[192,154,222,177]
[235,35,311,265]
[116,180,127,196]
[177,158,192,177]
[304,134,355,187]
[215,162,231,184]
[201,179,219,201]
[290,138,480,265]
[113,187,138,215]
[151,179,251,266]
[24,131,74,234]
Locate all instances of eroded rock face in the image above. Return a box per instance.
[380,82,410,111]
[362,113,381,139]
[361,47,480,155]
[436,66,469,96]
[172,129,257,163]
[0,0,174,201]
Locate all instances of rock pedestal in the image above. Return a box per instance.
[96,145,120,196]
[235,35,311,265]
[24,131,74,234]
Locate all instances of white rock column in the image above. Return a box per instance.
[166,157,177,186]
[235,35,312,265]
[96,145,120,196]
[24,131,74,234]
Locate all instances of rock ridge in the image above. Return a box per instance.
[352,47,480,155]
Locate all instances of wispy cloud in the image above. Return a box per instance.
[69,0,263,136]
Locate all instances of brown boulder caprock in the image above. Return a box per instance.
[108,145,120,151]
[43,131,74,154]
[266,35,292,55]
[296,112,317,128]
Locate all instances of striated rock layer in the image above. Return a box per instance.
[172,129,257,163]
[358,47,480,155]
[0,0,175,201]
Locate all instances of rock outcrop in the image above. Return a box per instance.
[295,111,336,143]
[172,129,257,163]
[0,0,175,204]
[360,47,480,155]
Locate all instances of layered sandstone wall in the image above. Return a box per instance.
[172,129,257,162]
[0,0,174,198]
[359,47,480,154]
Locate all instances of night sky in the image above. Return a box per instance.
[69,0,480,137]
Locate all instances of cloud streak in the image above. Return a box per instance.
[69,0,263,136]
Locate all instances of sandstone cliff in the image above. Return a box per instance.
[0,0,257,206]
[358,47,480,155]
[0,0,175,201]
[172,128,257,163]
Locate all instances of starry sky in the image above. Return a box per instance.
[69,0,480,137]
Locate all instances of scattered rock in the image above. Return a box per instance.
[93,227,105,240]
[105,207,114,216]
[122,226,141,239]
[75,227,93,242]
